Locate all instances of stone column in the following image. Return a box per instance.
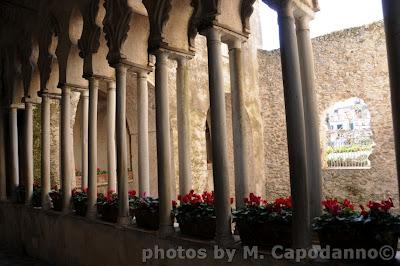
[41,94,51,209]
[277,2,311,248]
[205,28,234,245]
[116,64,129,225]
[61,85,73,214]
[155,51,174,236]
[81,90,89,190]
[24,100,34,205]
[137,71,150,196]
[176,57,192,196]
[296,16,322,220]
[0,107,7,201]
[228,39,250,208]
[9,105,20,201]
[87,78,99,219]
[107,81,117,192]
[382,0,400,199]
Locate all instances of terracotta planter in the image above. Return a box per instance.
[236,221,292,247]
[317,225,399,256]
[179,219,216,239]
[73,201,87,217]
[135,209,160,230]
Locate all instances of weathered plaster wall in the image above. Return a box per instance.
[259,22,398,206]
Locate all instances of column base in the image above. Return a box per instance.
[158,224,175,238]
[117,215,130,226]
[86,207,97,220]
[62,207,72,215]
[215,233,236,248]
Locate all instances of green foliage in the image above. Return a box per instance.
[33,105,41,184]
[233,195,292,225]
[326,144,372,154]
[131,196,159,213]
[175,202,215,223]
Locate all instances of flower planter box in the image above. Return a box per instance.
[236,221,292,247]
[317,225,399,251]
[73,201,87,217]
[179,219,216,239]
[52,200,62,212]
[135,209,160,230]
[100,205,118,223]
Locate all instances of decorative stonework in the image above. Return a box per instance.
[188,0,220,47]
[142,0,172,53]
[17,31,34,97]
[54,11,72,87]
[78,0,101,78]
[102,0,133,66]
[37,16,57,92]
[241,0,256,34]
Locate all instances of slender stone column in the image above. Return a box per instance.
[176,57,192,196]
[155,51,174,236]
[0,107,7,201]
[107,81,117,192]
[116,64,129,225]
[24,100,34,205]
[205,28,234,245]
[41,94,51,209]
[137,71,150,196]
[277,2,311,248]
[296,16,322,220]
[228,40,250,208]
[87,78,99,219]
[81,90,89,190]
[61,85,73,214]
[382,0,400,200]
[9,106,20,202]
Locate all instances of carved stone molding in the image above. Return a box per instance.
[38,15,58,93]
[78,0,101,78]
[241,0,256,34]
[17,31,34,97]
[102,0,133,66]
[54,10,72,87]
[188,0,220,50]
[263,0,294,17]
[142,0,172,54]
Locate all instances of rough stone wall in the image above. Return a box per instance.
[259,21,398,206]
[50,92,80,188]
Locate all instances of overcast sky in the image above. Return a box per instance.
[260,0,384,50]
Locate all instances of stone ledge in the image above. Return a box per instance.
[0,203,397,266]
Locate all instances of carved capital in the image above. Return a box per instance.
[264,0,294,18]
[38,16,57,93]
[78,0,101,77]
[241,0,256,34]
[54,11,72,87]
[102,0,133,66]
[142,0,172,54]
[18,31,34,97]
[188,0,220,50]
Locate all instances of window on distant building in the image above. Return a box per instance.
[324,98,374,169]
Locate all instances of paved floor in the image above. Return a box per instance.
[0,245,50,266]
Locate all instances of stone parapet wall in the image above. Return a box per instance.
[259,21,398,206]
